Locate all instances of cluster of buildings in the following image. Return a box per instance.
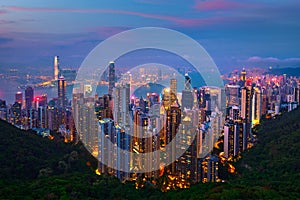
[223,69,300,160]
[0,56,76,141]
[73,64,300,189]
[1,55,299,190]
[73,61,225,190]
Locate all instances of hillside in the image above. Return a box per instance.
[233,108,300,197]
[0,107,300,199]
[267,67,300,77]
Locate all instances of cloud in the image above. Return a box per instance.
[0,9,7,15]
[0,19,15,24]
[284,58,300,62]
[92,26,130,38]
[194,0,245,11]
[247,56,279,62]
[133,0,174,5]
[4,6,222,27]
[244,56,300,67]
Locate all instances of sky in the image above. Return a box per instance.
[0,0,300,73]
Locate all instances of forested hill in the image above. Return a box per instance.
[0,107,300,199]
[232,107,300,198]
[0,120,97,181]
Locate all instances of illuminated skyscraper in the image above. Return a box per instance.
[40,94,48,107]
[162,88,171,110]
[170,78,177,104]
[54,56,59,81]
[10,102,22,126]
[182,73,194,109]
[202,155,219,182]
[81,97,98,156]
[25,86,34,110]
[98,118,116,175]
[240,68,246,82]
[115,126,131,180]
[184,73,192,91]
[38,106,48,128]
[252,87,262,125]
[241,83,253,143]
[166,104,181,174]
[224,119,247,159]
[176,109,200,184]
[0,100,7,121]
[114,84,130,126]
[58,75,67,107]
[108,61,115,96]
[225,85,240,107]
[228,105,240,121]
[15,91,22,105]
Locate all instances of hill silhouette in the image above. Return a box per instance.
[267,67,300,77]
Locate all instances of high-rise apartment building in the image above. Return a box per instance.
[58,75,67,107]
[54,56,59,81]
[108,61,115,96]
[25,86,34,110]
[15,91,22,105]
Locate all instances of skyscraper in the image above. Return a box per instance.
[25,86,34,110]
[58,75,67,107]
[10,102,22,125]
[108,61,115,96]
[54,56,59,81]
[225,85,240,107]
[182,73,194,109]
[15,91,23,105]
[114,84,130,126]
[166,104,181,174]
[240,68,246,82]
[252,87,262,125]
[170,79,177,104]
[241,83,253,144]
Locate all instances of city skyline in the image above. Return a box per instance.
[0,0,300,72]
[0,1,300,198]
[1,62,299,189]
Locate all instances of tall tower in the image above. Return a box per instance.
[54,56,59,81]
[170,79,177,104]
[166,104,181,174]
[58,75,67,107]
[241,83,253,144]
[15,91,23,105]
[240,68,246,82]
[108,61,115,96]
[225,85,240,107]
[184,73,192,91]
[182,73,193,109]
[252,87,262,125]
[25,86,34,110]
[114,84,130,126]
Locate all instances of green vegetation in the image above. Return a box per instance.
[0,108,300,199]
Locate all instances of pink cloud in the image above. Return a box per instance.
[194,0,244,11]
[247,56,279,62]
[5,6,223,27]
[91,26,130,37]
[0,9,7,15]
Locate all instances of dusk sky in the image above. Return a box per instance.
[0,0,300,73]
